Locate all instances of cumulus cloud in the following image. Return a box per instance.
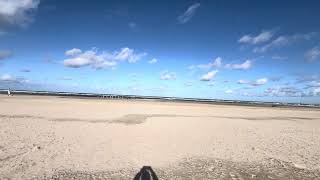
[253,32,318,53]
[304,87,320,97]
[225,89,233,94]
[189,57,222,70]
[65,48,82,56]
[238,78,268,86]
[298,76,320,97]
[177,3,200,24]
[148,58,157,64]
[271,55,287,60]
[311,87,320,96]
[305,81,320,89]
[237,79,249,84]
[0,74,16,81]
[292,32,319,41]
[253,36,289,53]
[63,47,146,69]
[225,60,252,70]
[63,49,111,68]
[0,0,40,29]
[296,74,320,84]
[113,47,147,63]
[200,70,218,81]
[305,47,320,62]
[252,78,268,86]
[238,31,274,44]
[296,74,320,92]
[160,70,176,80]
[0,74,28,84]
[212,57,222,67]
[0,50,13,60]
[264,86,301,97]
[58,76,72,81]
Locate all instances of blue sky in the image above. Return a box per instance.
[0,0,320,104]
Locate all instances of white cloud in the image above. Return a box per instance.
[65,48,82,56]
[252,78,268,86]
[305,47,320,62]
[238,31,274,44]
[300,77,320,97]
[160,70,176,80]
[212,57,222,68]
[200,70,218,81]
[0,74,28,84]
[225,60,252,70]
[0,50,12,60]
[113,47,147,63]
[148,58,157,64]
[264,86,301,97]
[0,0,40,27]
[196,63,211,69]
[253,32,318,53]
[306,81,320,88]
[225,89,233,94]
[253,36,289,53]
[63,49,109,68]
[63,47,146,69]
[295,74,320,96]
[189,57,222,70]
[305,87,320,97]
[311,87,320,96]
[237,78,268,86]
[0,74,16,81]
[58,76,72,80]
[271,55,287,60]
[296,74,320,83]
[237,79,249,84]
[177,3,200,24]
[292,32,318,41]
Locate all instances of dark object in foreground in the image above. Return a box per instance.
[133,166,159,180]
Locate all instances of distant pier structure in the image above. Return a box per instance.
[100,94,134,100]
[101,94,132,99]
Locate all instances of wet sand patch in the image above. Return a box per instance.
[1,113,318,125]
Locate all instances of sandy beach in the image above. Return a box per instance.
[1,95,320,179]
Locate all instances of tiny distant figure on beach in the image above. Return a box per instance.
[7,89,12,96]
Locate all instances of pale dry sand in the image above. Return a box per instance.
[1,95,320,179]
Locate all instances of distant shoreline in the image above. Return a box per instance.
[1,89,319,109]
